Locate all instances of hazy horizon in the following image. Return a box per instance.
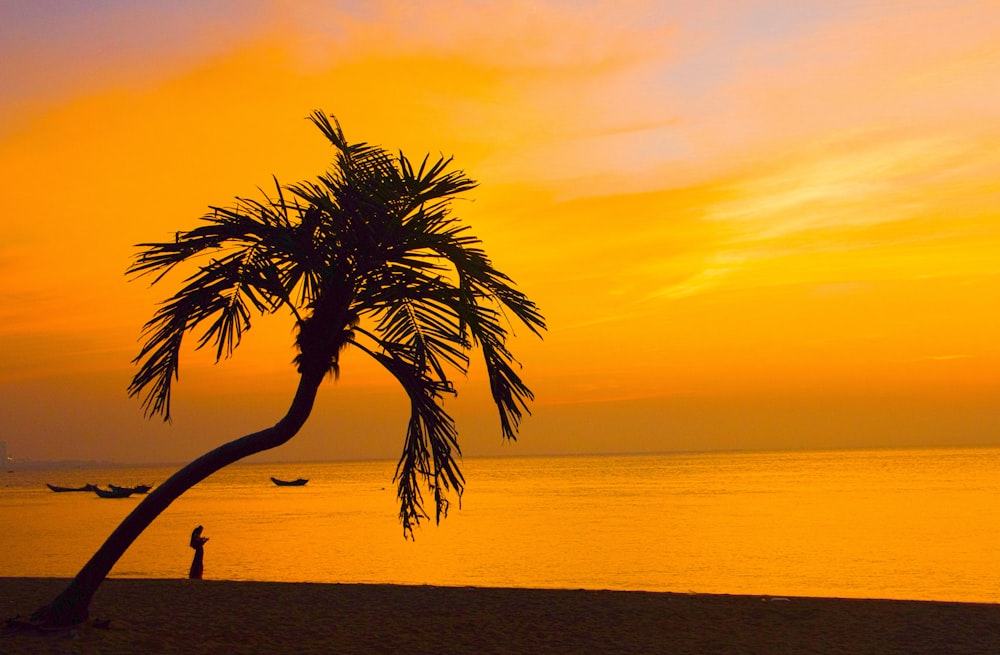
[5,442,997,471]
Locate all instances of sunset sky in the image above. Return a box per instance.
[2,0,999,464]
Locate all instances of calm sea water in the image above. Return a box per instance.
[1,448,998,603]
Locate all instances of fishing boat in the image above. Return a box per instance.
[109,484,153,495]
[46,483,95,493]
[93,486,134,498]
[270,477,308,486]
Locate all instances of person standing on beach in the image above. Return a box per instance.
[188,525,208,579]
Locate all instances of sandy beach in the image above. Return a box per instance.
[1,578,998,654]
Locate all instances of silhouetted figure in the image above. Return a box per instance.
[188,525,208,579]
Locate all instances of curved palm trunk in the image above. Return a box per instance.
[30,369,325,627]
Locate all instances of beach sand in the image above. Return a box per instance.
[2,578,998,654]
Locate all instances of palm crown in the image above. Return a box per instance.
[127,111,545,535]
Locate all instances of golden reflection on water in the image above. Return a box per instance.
[2,448,998,602]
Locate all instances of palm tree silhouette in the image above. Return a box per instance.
[30,111,545,627]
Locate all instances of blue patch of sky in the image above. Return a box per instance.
[0,0,270,106]
[650,2,861,103]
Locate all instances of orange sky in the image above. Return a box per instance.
[2,1,999,463]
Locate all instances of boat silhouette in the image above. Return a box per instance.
[109,484,153,495]
[270,477,308,486]
[46,483,96,493]
[92,486,134,498]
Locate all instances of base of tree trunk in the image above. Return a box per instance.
[15,371,324,629]
[27,586,92,628]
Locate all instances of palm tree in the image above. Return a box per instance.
[29,111,544,627]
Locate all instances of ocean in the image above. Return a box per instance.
[1,447,998,603]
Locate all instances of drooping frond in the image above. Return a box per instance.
[353,335,463,537]
[128,195,315,419]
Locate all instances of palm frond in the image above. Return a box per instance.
[128,195,312,418]
[128,305,188,420]
[353,339,463,538]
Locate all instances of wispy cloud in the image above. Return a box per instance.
[649,133,993,299]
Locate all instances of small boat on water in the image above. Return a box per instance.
[93,486,134,498]
[110,484,153,495]
[46,483,96,493]
[271,477,308,486]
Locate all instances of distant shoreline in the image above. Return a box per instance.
[5,443,1000,471]
[2,578,998,654]
[3,461,128,471]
